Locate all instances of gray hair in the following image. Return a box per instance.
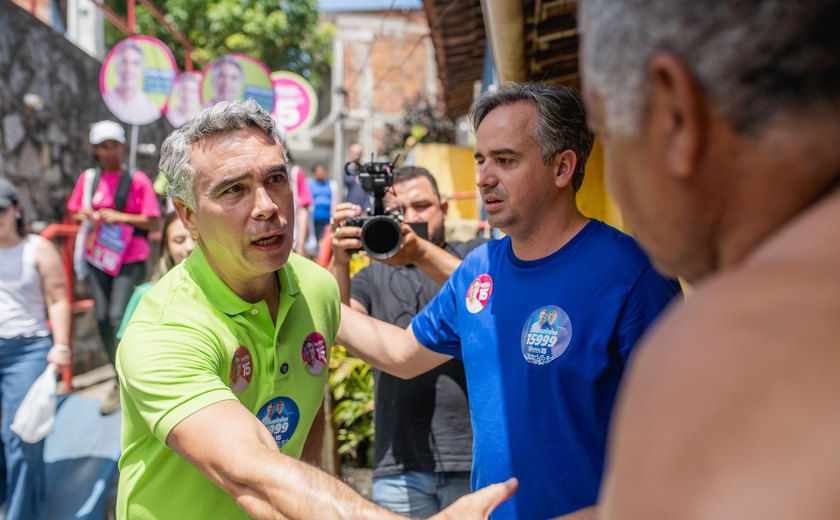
[580,0,840,135]
[470,83,594,192]
[159,99,288,207]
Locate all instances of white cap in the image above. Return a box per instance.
[89,120,126,145]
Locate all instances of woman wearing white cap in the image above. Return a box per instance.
[0,178,71,519]
[66,121,161,414]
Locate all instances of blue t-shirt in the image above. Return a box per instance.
[411,220,681,519]
[344,173,371,210]
[308,178,333,223]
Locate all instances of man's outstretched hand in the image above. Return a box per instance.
[431,478,519,520]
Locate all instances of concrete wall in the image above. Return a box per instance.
[1,2,174,374]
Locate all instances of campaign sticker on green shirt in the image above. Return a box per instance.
[258,397,300,448]
[301,332,327,375]
[230,346,253,394]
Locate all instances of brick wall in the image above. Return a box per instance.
[337,9,440,154]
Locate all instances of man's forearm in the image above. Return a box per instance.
[170,401,515,520]
[170,401,402,520]
[337,303,411,375]
[254,451,401,520]
[337,305,450,379]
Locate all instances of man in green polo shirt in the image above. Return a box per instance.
[116,99,515,520]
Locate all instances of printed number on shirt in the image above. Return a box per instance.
[526,332,558,348]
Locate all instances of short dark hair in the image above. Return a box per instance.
[393,166,441,200]
[470,83,594,192]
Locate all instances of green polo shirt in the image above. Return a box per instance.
[115,246,339,520]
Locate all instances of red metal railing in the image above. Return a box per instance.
[39,221,89,393]
[40,218,163,393]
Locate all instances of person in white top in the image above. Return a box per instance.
[0,178,71,519]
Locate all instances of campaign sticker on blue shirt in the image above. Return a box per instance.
[465,274,493,313]
[257,396,300,449]
[520,305,573,365]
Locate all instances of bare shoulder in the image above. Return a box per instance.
[32,235,61,268]
[603,194,840,519]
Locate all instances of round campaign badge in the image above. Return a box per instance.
[201,53,275,112]
[465,274,493,314]
[270,71,318,136]
[520,305,573,365]
[257,396,300,449]
[301,332,328,376]
[229,346,253,394]
[100,36,177,126]
[166,71,203,128]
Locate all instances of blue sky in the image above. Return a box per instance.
[318,0,423,12]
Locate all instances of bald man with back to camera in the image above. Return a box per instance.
[578,1,840,518]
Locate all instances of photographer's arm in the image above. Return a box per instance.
[337,304,451,379]
[380,223,462,285]
[329,203,364,305]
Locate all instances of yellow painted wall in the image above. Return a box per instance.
[576,138,626,231]
[410,139,624,232]
[411,143,479,220]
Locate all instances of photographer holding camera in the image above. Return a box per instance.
[330,166,485,517]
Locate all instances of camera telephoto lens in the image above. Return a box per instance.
[361,217,402,260]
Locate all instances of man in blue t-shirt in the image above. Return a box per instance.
[308,162,335,242]
[337,83,682,520]
[343,142,372,210]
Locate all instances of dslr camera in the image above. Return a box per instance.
[344,158,427,260]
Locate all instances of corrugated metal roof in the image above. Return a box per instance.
[423,0,580,117]
[423,0,486,117]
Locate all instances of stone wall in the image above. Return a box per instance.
[0,1,172,224]
[1,2,174,374]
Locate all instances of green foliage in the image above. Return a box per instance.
[104,0,333,89]
[329,345,374,467]
[382,93,456,158]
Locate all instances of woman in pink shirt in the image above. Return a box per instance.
[66,121,160,414]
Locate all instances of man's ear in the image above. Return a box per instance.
[648,53,706,179]
[553,149,578,190]
[440,197,449,217]
[172,197,199,239]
